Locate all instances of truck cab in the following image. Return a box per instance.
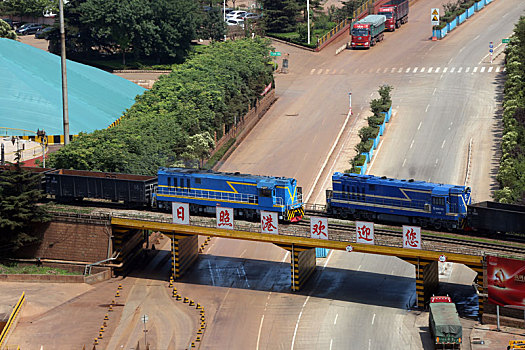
[377,7,396,31]
[351,23,372,48]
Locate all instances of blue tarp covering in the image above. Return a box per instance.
[0,38,145,135]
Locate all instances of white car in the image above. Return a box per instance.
[226,10,247,19]
[226,18,245,27]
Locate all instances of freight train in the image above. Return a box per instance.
[1,165,523,232]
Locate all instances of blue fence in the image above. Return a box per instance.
[357,106,392,175]
[433,0,493,39]
[316,247,329,258]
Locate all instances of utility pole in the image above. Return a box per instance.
[59,0,70,145]
[307,0,310,44]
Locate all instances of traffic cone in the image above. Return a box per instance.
[191,343,196,348]
[183,297,189,303]
[196,336,201,342]
[103,321,107,328]
[108,304,113,312]
[118,284,122,290]
[189,300,195,306]
[104,314,109,320]
[98,331,103,339]
[94,338,99,345]
[100,326,104,333]
[196,303,201,309]
[115,290,120,297]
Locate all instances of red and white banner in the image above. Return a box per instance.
[487,256,525,308]
[356,221,374,244]
[216,206,234,230]
[402,226,421,249]
[310,216,328,240]
[260,211,278,234]
[260,83,272,96]
[172,202,190,225]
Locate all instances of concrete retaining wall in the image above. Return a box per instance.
[0,269,111,284]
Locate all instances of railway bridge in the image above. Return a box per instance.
[109,215,503,314]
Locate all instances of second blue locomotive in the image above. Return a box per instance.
[327,172,471,230]
[155,168,304,222]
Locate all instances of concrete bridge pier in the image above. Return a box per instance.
[169,234,199,280]
[276,244,317,291]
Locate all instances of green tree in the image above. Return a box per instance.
[262,0,301,33]
[0,19,17,40]
[198,7,226,41]
[0,159,49,256]
[2,0,58,18]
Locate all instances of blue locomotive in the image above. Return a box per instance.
[326,172,471,230]
[155,168,304,222]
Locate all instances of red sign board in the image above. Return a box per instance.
[487,256,525,308]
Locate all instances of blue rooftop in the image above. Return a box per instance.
[0,38,145,136]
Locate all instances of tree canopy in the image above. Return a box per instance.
[0,19,17,39]
[0,0,58,18]
[48,38,274,175]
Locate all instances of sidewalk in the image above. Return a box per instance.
[471,323,525,349]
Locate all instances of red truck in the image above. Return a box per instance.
[377,0,409,31]
[350,15,386,49]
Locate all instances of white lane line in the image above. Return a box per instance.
[488,66,493,73]
[413,67,418,73]
[435,67,441,73]
[282,251,289,263]
[371,313,376,325]
[358,264,362,271]
[291,296,311,350]
[432,87,437,95]
[448,57,453,64]
[317,69,323,75]
[240,265,250,288]
[402,158,407,167]
[370,92,374,97]
[368,338,372,350]
[330,339,333,350]
[428,67,433,73]
[240,249,247,258]
[323,250,333,269]
[480,66,486,73]
[450,67,455,73]
[441,139,446,149]
[383,68,388,73]
[425,104,430,112]
[473,66,478,73]
[376,68,381,73]
[496,66,500,72]
[459,47,465,53]
[334,313,338,325]
[418,121,422,130]
[405,67,411,73]
[310,68,315,74]
[466,67,470,73]
[391,67,396,73]
[208,260,215,286]
[435,158,439,165]
[420,67,425,72]
[398,67,403,73]
[473,34,480,40]
[256,315,265,350]
[410,140,414,149]
[457,67,463,73]
[365,139,384,174]
[502,12,509,18]
[443,67,448,73]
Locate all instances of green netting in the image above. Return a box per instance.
[0,38,145,136]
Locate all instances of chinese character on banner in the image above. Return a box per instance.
[356,221,374,244]
[260,211,279,234]
[216,206,234,230]
[172,202,190,225]
[403,226,421,249]
[310,217,328,240]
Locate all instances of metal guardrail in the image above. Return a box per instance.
[317,18,350,47]
[0,292,25,349]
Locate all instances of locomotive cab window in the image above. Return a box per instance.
[369,184,375,191]
[432,197,445,206]
[168,178,171,187]
[259,188,272,197]
[195,178,201,184]
[187,179,190,188]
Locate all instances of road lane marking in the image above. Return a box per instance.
[443,67,448,73]
[256,315,265,350]
[420,67,425,73]
[413,67,418,73]
[334,314,338,325]
[372,313,376,325]
[450,67,455,73]
[402,158,406,167]
[448,57,453,64]
[480,67,486,73]
[240,249,247,258]
[418,121,422,130]
[428,67,433,73]
[291,296,310,350]
[405,67,411,73]
[391,67,396,73]
[466,67,470,73]
[410,140,414,149]
[473,34,480,40]
[457,67,463,73]
[435,67,440,73]
[282,251,289,263]
[369,338,371,350]
[240,265,250,288]
[398,67,403,73]
[459,47,465,53]
[488,67,493,73]
[310,69,315,74]
[358,264,362,271]
[435,158,439,165]
[376,68,381,73]
[323,250,333,269]
[317,69,323,75]
[383,68,388,73]
[496,66,500,72]
[432,87,437,95]
[425,104,430,112]
[330,339,333,350]
[208,260,215,286]
[473,67,478,73]
[441,139,446,148]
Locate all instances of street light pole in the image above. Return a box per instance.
[59,0,70,145]
[307,0,310,45]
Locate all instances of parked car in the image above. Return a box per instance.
[226,18,245,27]
[35,26,55,39]
[16,23,43,35]
[226,10,247,19]
[243,13,261,20]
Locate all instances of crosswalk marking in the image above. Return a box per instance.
[308,65,504,75]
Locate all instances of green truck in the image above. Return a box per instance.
[429,296,462,349]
